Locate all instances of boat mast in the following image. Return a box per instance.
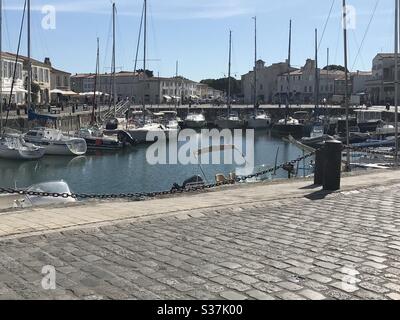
[175,60,178,111]
[27,0,32,114]
[315,28,319,110]
[395,0,399,165]
[228,30,232,115]
[253,16,257,110]
[92,37,99,125]
[112,2,116,118]
[286,19,292,123]
[342,0,350,171]
[142,0,147,124]
[0,0,3,134]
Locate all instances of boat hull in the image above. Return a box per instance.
[184,120,207,129]
[24,139,87,156]
[0,145,45,160]
[215,119,246,129]
[247,119,272,129]
[272,124,304,137]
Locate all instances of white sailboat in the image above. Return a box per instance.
[184,113,207,128]
[215,30,245,129]
[247,16,271,129]
[24,128,87,156]
[248,110,272,129]
[127,0,174,143]
[0,0,45,160]
[0,134,45,160]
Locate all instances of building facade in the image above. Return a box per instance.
[70,72,221,105]
[241,60,292,104]
[1,52,25,105]
[366,53,399,105]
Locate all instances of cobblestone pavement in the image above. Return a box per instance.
[1,183,400,300]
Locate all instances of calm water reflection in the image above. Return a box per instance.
[0,131,313,194]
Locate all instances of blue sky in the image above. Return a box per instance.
[2,0,394,81]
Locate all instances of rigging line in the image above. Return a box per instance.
[350,0,380,71]
[148,0,160,71]
[318,0,336,52]
[134,1,145,73]
[102,10,113,74]
[350,30,366,71]
[3,4,13,52]
[3,0,26,132]
[333,15,342,66]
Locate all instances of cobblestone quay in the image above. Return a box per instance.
[1,170,400,300]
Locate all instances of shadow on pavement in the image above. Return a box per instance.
[304,190,335,201]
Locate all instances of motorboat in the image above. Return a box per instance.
[24,127,87,156]
[215,111,246,129]
[0,134,45,160]
[184,113,207,129]
[13,181,76,209]
[247,111,272,129]
[272,117,304,137]
[77,128,125,151]
[127,122,168,144]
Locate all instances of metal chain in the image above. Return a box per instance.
[344,145,397,157]
[0,152,316,201]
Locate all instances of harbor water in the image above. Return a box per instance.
[0,131,313,195]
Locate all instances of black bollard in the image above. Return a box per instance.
[323,140,343,191]
[314,142,325,185]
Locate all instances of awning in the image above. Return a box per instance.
[190,95,200,99]
[50,89,79,96]
[163,95,172,100]
[1,88,28,94]
[79,91,109,96]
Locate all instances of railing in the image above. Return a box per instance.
[101,100,132,122]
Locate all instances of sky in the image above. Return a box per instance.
[1,0,395,82]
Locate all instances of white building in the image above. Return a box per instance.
[241,59,292,104]
[1,52,25,105]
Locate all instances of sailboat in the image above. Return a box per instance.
[215,30,245,129]
[247,17,271,129]
[125,0,170,143]
[77,37,125,151]
[184,113,207,128]
[0,0,45,160]
[272,20,304,137]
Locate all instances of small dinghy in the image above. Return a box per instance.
[13,181,76,209]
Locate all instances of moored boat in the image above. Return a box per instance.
[0,134,45,160]
[24,128,87,156]
[247,111,272,129]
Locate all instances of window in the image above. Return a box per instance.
[309,86,312,93]
[3,61,8,78]
[45,70,49,83]
[33,67,38,81]
[39,68,44,82]
[57,76,61,87]
[304,86,307,92]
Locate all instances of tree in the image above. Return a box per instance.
[323,65,349,73]
[136,69,154,77]
[200,77,242,96]
[24,78,41,104]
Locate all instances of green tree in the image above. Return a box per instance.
[323,65,349,73]
[200,77,242,96]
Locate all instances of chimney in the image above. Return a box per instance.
[44,57,52,66]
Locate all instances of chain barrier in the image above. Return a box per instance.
[344,145,397,157]
[0,152,316,201]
